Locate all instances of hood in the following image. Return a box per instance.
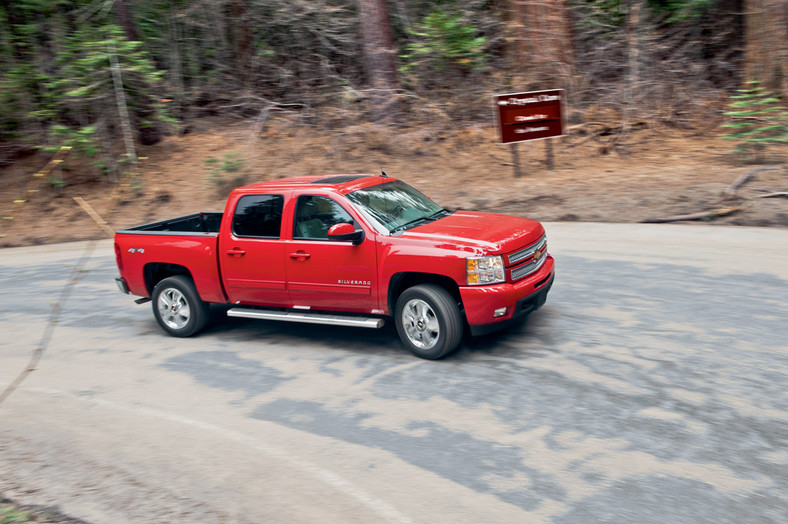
[401,210,544,254]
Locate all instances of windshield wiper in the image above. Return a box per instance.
[390,209,452,234]
[390,216,432,234]
[427,208,452,220]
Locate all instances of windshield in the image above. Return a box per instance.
[346,180,449,234]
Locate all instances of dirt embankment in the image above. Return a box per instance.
[0,116,785,248]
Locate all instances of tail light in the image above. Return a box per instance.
[114,243,123,271]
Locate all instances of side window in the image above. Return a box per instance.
[232,194,284,238]
[293,195,356,240]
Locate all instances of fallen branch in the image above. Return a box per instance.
[565,123,612,148]
[566,121,648,149]
[721,167,780,200]
[567,122,611,134]
[757,192,788,199]
[642,207,741,223]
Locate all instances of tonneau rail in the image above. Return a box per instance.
[117,212,222,234]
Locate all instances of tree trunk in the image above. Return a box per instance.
[623,0,642,128]
[357,0,400,121]
[4,3,31,61]
[113,0,139,42]
[745,0,788,97]
[509,0,574,89]
[224,0,253,83]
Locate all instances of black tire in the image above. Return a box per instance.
[394,284,463,359]
[151,275,210,337]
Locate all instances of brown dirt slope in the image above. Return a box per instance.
[0,116,786,248]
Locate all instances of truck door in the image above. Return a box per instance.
[219,193,290,306]
[286,195,377,313]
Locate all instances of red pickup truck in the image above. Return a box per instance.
[114,174,553,359]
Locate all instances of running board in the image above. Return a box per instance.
[227,308,384,329]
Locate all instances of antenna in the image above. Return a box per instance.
[381,170,388,178]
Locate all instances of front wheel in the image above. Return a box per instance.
[395,284,463,359]
[151,275,210,337]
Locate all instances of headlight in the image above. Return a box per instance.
[467,255,505,285]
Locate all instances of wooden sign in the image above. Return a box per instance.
[494,89,565,144]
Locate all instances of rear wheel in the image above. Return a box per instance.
[152,275,210,337]
[395,284,463,359]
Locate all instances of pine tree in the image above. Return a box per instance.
[722,81,788,163]
[40,25,171,179]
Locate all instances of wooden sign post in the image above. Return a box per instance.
[494,89,565,176]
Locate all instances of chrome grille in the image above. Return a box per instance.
[508,235,547,265]
[511,252,548,281]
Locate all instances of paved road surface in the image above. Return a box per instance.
[1,223,786,523]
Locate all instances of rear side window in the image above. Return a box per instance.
[232,194,284,238]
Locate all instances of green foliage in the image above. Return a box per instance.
[44,125,109,177]
[0,71,26,140]
[133,0,360,101]
[206,152,246,186]
[576,0,627,29]
[39,25,169,176]
[0,0,170,170]
[647,0,712,22]
[400,10,487,81]
[47,175,67,189]
[48,25,167,126]
[721,81,788,162]
[0,501,33,524]
[47,125,98,156]
[577,0,711,30]
[0,0,767,142]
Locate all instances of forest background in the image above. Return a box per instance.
[0,0,786,247]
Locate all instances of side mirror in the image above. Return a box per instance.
[328,223,365,245]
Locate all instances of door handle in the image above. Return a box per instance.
[226,248,246,256]
[289,251,311,259]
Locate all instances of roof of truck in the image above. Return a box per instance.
[236,174,393,195]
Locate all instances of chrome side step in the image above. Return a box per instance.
[227,308,384,329]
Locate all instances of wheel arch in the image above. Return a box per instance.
[387,272,462,316]
[144,262,193,296]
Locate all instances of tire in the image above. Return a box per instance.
[151,275,210,337]
[395,284,463,359]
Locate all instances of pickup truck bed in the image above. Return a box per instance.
[121,212,223,234]
[115,212,227,304]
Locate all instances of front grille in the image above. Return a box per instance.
[508,235,547,265]
[511,253,548,281]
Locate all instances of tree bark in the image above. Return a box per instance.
[509,0,574,88]
[744,0,788,97]
[224,0,253,83]
[357,0,400,121]
[113,0,139,42]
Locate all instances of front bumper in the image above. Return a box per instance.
[460,255,554,337]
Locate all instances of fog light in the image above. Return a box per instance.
[494,307,507,318]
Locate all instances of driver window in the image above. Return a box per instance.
[293,195,356,240]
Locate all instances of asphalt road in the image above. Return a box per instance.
[1,223,787,523]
